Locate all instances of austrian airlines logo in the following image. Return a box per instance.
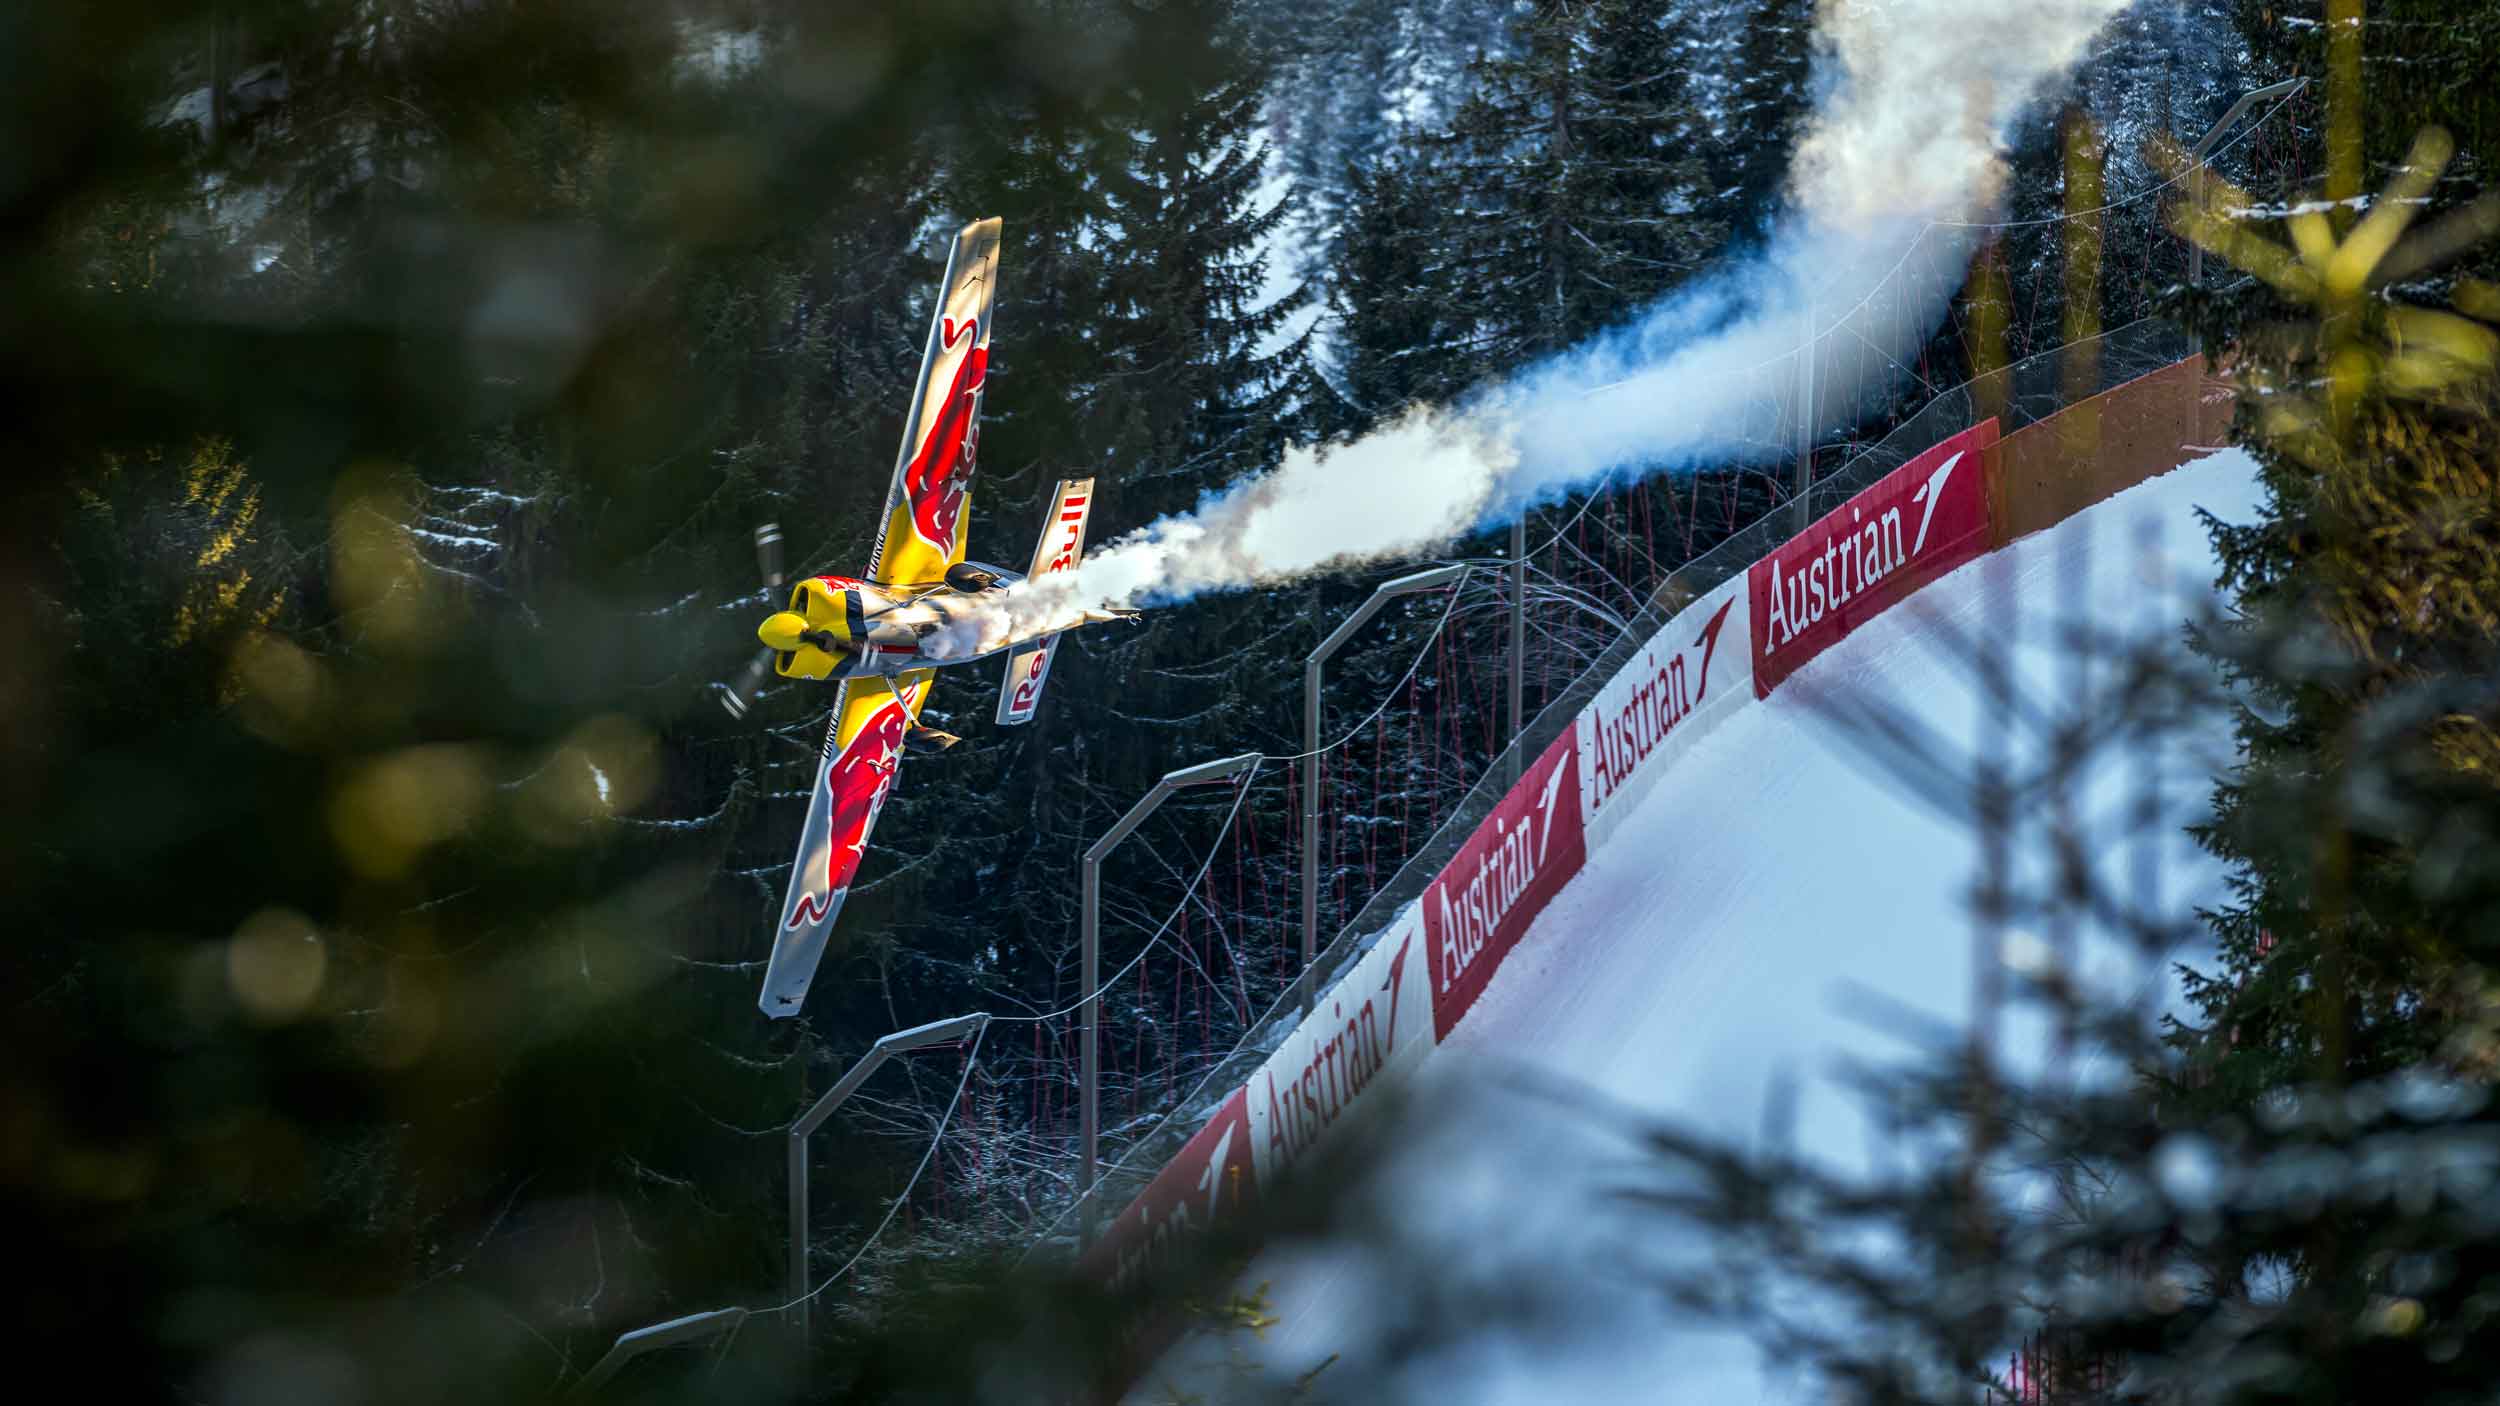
[1586,596,1735,815]
[1194,1121,1237,1220]
[1257,931,1418,1174]
[1377,934,1413,1050]
[1908,451,1965,558]
[1762,447,1971,655]
[1691,598,1733,697]
[1435,755,1573,994]
[1533,757,1570,863]
[903,315,988,557]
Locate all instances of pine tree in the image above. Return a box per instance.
[10,1,1226,1389]
[1575,0,1726,313]
[1338,0,1721,405]
[1249,0,1514,277]
[2176,389,2500,1107]
[2238,0,2500,182]
[1709,0,1815,242]
[1324,152,1480,425]
[2167,34,2500,1109]
[1095,11,1311,520]
[1016,0,1322,1112]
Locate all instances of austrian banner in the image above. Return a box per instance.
[1577,578,1751,851]
[1082,1087,1257,1294]
[1749,419,1999,696]
[1244,904,1436,1188]
[1424,729,1586,1040]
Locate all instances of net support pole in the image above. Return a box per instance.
[1507,518,1526,787]
[1301,657,1322,1014]
[1794,296,1817,537]
[784,1012,988,1335]
[1082,754,1259,1246]
[1301,567,1470,1015]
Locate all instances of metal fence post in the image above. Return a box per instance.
[1079,752,1260,1246]
[785,1012,989,1335]
[1300,566,1468,1014]
[1508,518,1526,786]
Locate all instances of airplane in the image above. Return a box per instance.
[715,217,1134,1019]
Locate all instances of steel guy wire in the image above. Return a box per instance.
[991,759,1264,1028]
[1254,572,1472,765]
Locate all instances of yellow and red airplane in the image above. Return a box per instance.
[720,218,1130,1018]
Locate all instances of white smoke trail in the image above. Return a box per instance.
[954,0,2135,649]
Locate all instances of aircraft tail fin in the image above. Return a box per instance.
[996,477,1095,726]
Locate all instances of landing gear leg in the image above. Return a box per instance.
[881,674,962,755]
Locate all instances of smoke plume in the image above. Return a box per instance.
[957,0,2135,649]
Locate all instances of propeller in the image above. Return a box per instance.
[719,647,775,720]
[718,521,789,720]
[755,522,785,591]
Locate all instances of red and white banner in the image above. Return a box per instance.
[1577,579,1750,850]
[1082,1086,1258,1294]
[1749,419,1999,696]
[1245,904,1435,1187]
[1426,729,1585,1039]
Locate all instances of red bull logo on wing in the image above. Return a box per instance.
[902,315,988,557]
[785,682,918,930]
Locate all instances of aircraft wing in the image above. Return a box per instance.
[867,217,1002,589]
[757,670,936,1017]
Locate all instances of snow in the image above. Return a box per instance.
[1132,447,2270,1403]
[673,22,764,82]
[405,524,499,554]
[164,86,213,138]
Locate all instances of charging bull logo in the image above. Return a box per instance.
[786,685,916,931]
[902,315,988,557]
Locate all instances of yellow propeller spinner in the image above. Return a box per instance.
[757,610,814,653]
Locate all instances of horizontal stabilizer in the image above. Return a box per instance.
[997,477,1095,726]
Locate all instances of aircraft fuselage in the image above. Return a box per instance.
[761,571,1123,683]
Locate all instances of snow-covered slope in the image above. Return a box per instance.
[1133,446,2269,1403]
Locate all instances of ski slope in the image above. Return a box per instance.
[1133,447,2268,1404]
